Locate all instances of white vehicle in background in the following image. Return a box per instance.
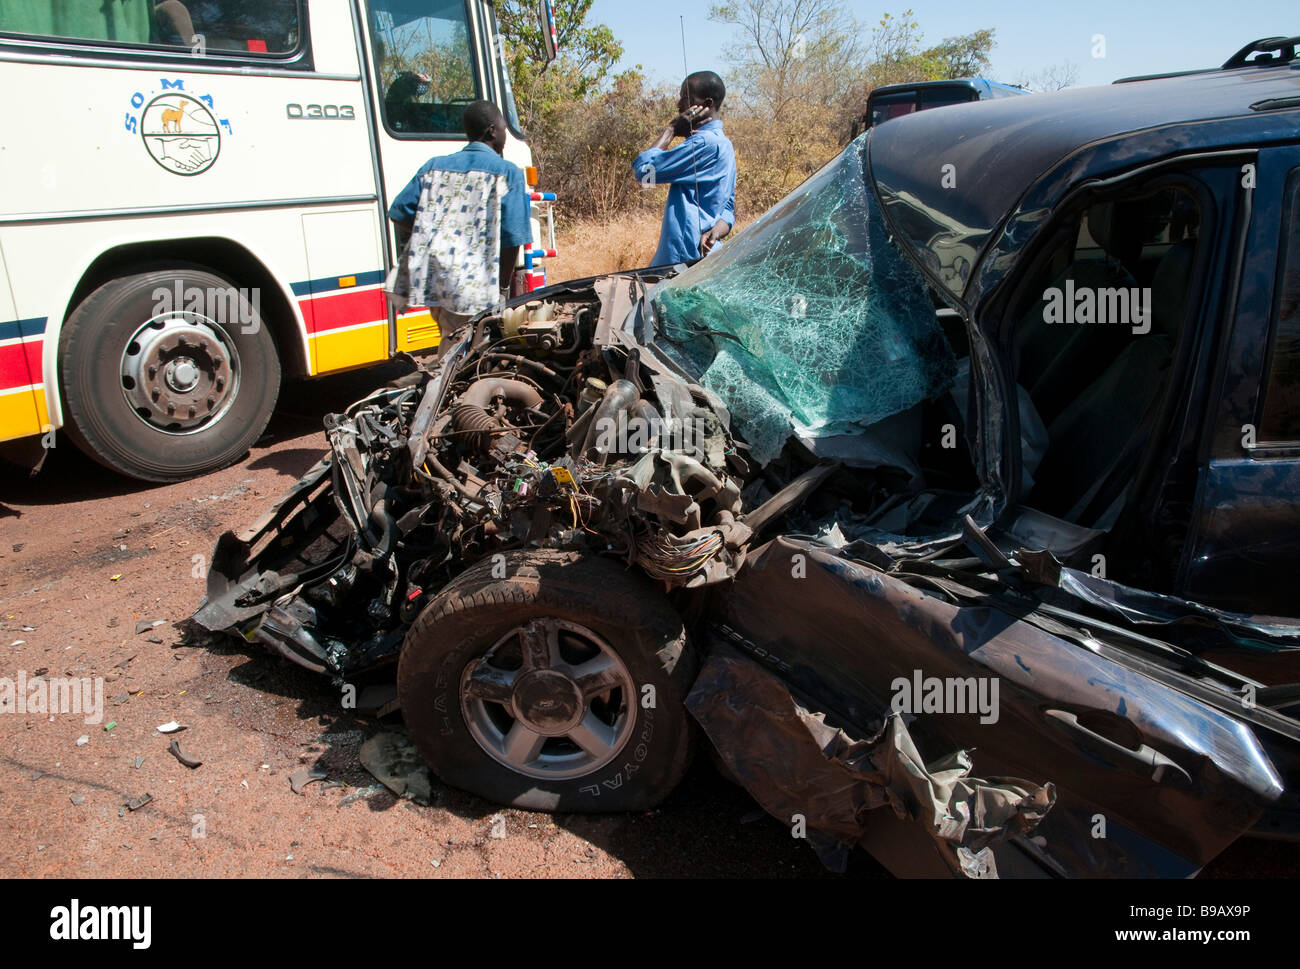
[0,0,559,482]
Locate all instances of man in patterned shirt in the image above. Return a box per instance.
[386,101,532,327]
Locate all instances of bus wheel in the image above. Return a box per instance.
[59,268,281,483]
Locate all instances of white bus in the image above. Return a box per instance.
[0,0,558,481]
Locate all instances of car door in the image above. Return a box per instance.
[714,536,1289,878]
[1181,146,1300,618]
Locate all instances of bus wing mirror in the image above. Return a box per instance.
[538,0,558,63]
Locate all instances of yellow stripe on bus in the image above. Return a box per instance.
[0,387,47,444]
[310,322,389,376]
[395,311,442,354]
[306,314,444,376]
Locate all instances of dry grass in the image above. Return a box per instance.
[546,209,664,283]
[546,210,759,284]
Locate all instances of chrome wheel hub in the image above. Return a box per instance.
[120,314,239,435]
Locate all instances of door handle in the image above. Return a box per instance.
[1044,709,1192,786]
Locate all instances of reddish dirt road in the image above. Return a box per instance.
[1,365,1294,879]
[0,365,865,879]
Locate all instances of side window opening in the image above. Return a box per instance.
[1258,171,1300,445]
[869,92,919,127]
[918,88,975,111]
[369,0,480,137]
[1006,184,1205,526]
[0,0,302,56]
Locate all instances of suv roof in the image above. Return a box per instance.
[868,55,1300,305]
[1115,34,1300,82]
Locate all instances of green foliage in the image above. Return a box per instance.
[924,28,996,80]
[497,0,623,127]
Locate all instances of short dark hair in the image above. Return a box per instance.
[463,100,505,141]
[686,71,725,110]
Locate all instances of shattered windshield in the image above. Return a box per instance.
[650,137,957,466]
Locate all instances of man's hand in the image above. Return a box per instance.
[638,105,710,171]
[672,104,707,138]
[499,245,522,303]
[701,220,731,255]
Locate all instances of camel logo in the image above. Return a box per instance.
[140,92,221,175]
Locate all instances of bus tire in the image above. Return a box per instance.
[59,268,281,483]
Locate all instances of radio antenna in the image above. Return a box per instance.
[680,15,688,74]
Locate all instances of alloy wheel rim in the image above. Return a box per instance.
[460,618,637,781]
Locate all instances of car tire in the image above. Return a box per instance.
[398,550,697,812]
[59,267,281,483]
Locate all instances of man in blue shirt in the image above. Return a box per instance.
[633,71,737,267]
[387,102,532,319]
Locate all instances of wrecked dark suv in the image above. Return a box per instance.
[194,39,1300,879]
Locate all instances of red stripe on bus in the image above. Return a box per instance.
[299,289,389,335]
[0,340,42,391]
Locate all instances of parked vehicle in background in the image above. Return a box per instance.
[850,77,1027,139]
[0,0,559,483]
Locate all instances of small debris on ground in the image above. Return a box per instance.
[359,732,433,805]
[338,784,385,807]
[125,793,152,811]
[168,739,202,769]
[289,767,328,794]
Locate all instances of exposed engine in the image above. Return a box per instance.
[194,278,777,677]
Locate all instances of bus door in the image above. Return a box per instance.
[358,0,505,354]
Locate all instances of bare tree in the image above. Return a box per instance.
[709,0,864,122]
[1016,61,1081,92]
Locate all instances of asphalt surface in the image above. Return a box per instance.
[0,363,1295,879]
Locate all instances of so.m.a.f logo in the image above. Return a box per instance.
[124,79,232,176]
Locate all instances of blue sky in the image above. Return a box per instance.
[588,0,1297,90]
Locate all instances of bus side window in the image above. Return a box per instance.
[0,1,153,45]
[0,0,301,56]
